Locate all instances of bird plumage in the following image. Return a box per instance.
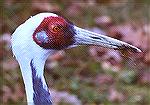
[11,12,141,105]
[12,13,58,105]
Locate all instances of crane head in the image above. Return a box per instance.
[31,13,141,52]
[12,12,141,62]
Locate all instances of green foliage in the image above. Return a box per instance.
[119,70,137,84]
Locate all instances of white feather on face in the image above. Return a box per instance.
[12,13,58,61]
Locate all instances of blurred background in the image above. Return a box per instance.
[0,0,150,105]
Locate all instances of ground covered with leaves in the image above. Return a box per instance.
[1,0,150,105]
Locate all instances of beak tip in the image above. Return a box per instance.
[131,46,142,53]
[121,44,142,53]
[137,48,142,53]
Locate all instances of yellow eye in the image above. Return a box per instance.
[52,25,62,32]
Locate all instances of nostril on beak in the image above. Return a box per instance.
[90,36,102,40]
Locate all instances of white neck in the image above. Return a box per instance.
[12,37,55,104]
[11,13,58,105]
[16,49,55,105]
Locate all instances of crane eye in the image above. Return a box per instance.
[52,25,62,32]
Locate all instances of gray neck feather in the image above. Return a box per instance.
[30,59,52,105]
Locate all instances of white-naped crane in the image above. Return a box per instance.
[11,13,141,105]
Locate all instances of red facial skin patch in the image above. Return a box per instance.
[33,16,75,50]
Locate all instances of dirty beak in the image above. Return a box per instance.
[73,26,141,53]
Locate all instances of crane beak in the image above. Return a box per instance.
[73,26,141,53]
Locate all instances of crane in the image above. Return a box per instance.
[11,13,141,105]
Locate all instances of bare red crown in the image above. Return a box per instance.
[33,16,75,50]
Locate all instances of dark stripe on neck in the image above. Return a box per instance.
[30,59,52,105]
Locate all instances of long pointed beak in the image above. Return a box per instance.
[73,26,141,53]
